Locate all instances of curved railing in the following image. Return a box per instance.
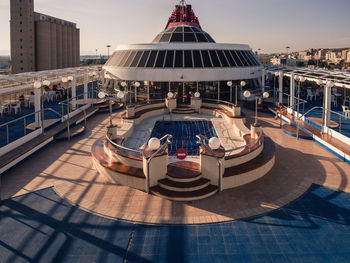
[196,134,223,191]
[105,130,143,159]
[202,98,236,108]
[224,131,263,156]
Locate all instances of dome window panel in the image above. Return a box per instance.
[184,33,197,42]
[170,33,183,42]
[209,50,221,67]
[124,50,137,67]
[192,50,203,68]
[192,27,201,32]
[164,50,174,68]
[114,51,124,67]
[235,50,249,67]
[160,33,172,43]
[201,50,213,67]
[165,27,176,33]
[195,33,207,42]
[152,34,162,43]
[155,50,166,68]
[229,50,243,67]
[119,50,132,67]
[184,50,193,68]
[174,50,184,68]
[146,50,158,67]
[224,50,237,67]
[137,50,150,67]
[216,50,229,67]
[174,26,184,33]
[130,51,143,67]
[241,50,254,66]
[247,51,260,66]
[184,27,193,32]
[205,34,215,43]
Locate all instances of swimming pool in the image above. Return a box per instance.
[150,120,217,156]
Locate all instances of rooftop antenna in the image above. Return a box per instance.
[179,0,186,6]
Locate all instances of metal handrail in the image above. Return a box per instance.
[224,131,263,154]
[146,134,173,193]
[105,130,142,156]
[294,106,346,138]
[202,98,236,107]
[196,134,222,191]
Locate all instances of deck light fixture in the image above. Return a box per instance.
[148,137,161,151]
[33,81,42,89]
[194,92,200,98]
[208,137,220,150]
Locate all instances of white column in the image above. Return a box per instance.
[72,75,76,110]
[324,85,332,129]
[261,69,265,92]
[279,71,283,103]
[83,73,88,104]
[290,73,295,112]
[101,69,105,88]
[34,88,41,128]
[218,81,220,101]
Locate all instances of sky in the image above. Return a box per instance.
[0,0,350,56]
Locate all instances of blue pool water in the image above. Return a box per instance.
[150,120,217,156]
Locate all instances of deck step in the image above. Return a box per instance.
[150,184,218,201]
[167,161,201,182]
[281,124,313,140]
[158,177,210,192]
[223,136,275,177]
[55,124,86,140]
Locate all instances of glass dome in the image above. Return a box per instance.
[152,26,216,43]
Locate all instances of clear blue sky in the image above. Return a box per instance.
[0,0,349,56]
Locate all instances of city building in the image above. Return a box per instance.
[10,0,80,74]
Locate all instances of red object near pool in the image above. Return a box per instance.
[176,148,187,159]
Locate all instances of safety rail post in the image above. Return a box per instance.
[6,125,9,144]
[41,107,44,134]
[24,118,26,136]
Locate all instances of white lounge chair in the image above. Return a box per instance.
[342,105,350,119]
[306,89,315,101]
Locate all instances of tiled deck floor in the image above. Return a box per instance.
[1,109,350,224]
[1,185,350,262]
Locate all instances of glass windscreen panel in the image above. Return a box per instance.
[240,50,254,66]
[174,50,183,68]
[229,50,243,67]
[235,50,249,66]
[216,50,229,67]
[224,50,237,67]
[114,51,125,67]
[130,51,143,67]
[155,50,166,68]
[201,50,213,67]
[164,50,174,67]
[184,27,193,32]
[192,50,203,67]
[137,50,150,67]
[119,51,132,67]
[184,50,193,68]
[209,50,221,67]
[146,50,158,67]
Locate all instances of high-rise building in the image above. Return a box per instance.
[10,0,80,74]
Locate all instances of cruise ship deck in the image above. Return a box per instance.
[1,1,350,262]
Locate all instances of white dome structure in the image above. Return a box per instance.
[103,1,263,104]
